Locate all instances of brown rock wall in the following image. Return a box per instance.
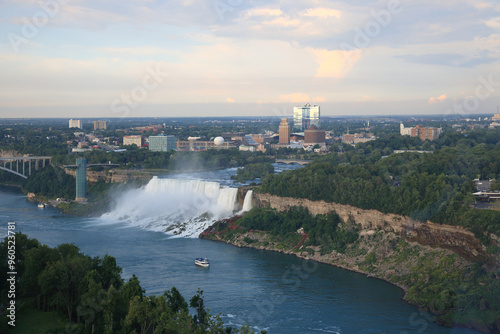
[254,193,491,263]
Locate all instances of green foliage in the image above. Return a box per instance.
[363,252,377,265]
[403,254,500,329]
[0,233,253,334]
[23,166,75,199]
[231,162,274,183]
[260,128,500,237]
[237,207,358,253]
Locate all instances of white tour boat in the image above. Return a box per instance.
[194,258,210,268]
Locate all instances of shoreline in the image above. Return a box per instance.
[206,234,411,291]
[200,219,496,334]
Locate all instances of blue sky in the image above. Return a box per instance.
[0,0,499,118]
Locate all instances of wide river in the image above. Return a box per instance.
[0,165,480,334]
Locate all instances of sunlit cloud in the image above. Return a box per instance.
[428,93,447,104]
[247,8,283,17]
[300,8,341,19]
[226,97,235,103]
[307,48,361,78]
[279,92,311,103]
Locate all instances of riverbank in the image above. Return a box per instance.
[201,212,500,334]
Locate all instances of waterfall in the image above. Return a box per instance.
[101,177,239,237]
[241,190,253,212]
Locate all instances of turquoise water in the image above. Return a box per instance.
[0,172,481,333]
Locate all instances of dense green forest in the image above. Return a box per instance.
[231,163,275,183]
[260,129,500,241]
[0,233,260,334]
[236,206,358,254]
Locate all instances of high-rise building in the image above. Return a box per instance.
[123,135,144,147]
[279,118,291,144]
[293,104,320,130]
[69,119,83,129]
[94,120,107,130]
[149,135,176,152]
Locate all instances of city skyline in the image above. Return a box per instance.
[1,1,499,118]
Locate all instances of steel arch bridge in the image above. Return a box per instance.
[0,156,52,179]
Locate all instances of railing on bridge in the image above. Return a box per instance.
[275,159,310,165]
[0,156,52,179]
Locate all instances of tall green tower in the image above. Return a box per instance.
[75,158,87,202]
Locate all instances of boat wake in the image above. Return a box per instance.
[100,177,244,237]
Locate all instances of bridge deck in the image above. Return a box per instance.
[0,156,52,160]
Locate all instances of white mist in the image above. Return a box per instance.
[101,177,243,237]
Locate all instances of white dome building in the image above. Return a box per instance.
[214,136,225,146]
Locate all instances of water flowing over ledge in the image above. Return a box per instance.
[100,177,244,237]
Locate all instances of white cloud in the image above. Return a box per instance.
[279,92,311,103]
[307,48,361,78]
[247,8,283,17]
[428,93,447,104]
[300,8,341,19]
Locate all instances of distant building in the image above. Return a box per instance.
[400,123,441,141]
[293,104,320,130]
[493,106,500,121]
[242,135,258,147]
[400,123,412,136]
[342,132,377,145]
[94,120,107,130]
[304,125,326,144]
[239,145,256,152]
[176,140,235,151]
[123,135,144,147]
[279,118,291,144]
[290,133,305,142]
[252,134,275,144]
[149,135,176,152]
[490,106,500,128]
[222,132,245,141]
[69,119,83,129]
[134,124,164,133]
[411,126,441,141]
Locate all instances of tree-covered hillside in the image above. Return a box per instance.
[0,233,261,334]
[260,129,500,239]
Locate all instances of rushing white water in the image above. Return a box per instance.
[101,177,239,237]
[241,190,253,212]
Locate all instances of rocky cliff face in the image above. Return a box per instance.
[0,150,24,158]
[64,169,151,183]
[254,193,492,263]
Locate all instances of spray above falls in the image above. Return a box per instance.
[101,177,246,237]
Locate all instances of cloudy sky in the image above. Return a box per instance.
[1,0,499,118]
